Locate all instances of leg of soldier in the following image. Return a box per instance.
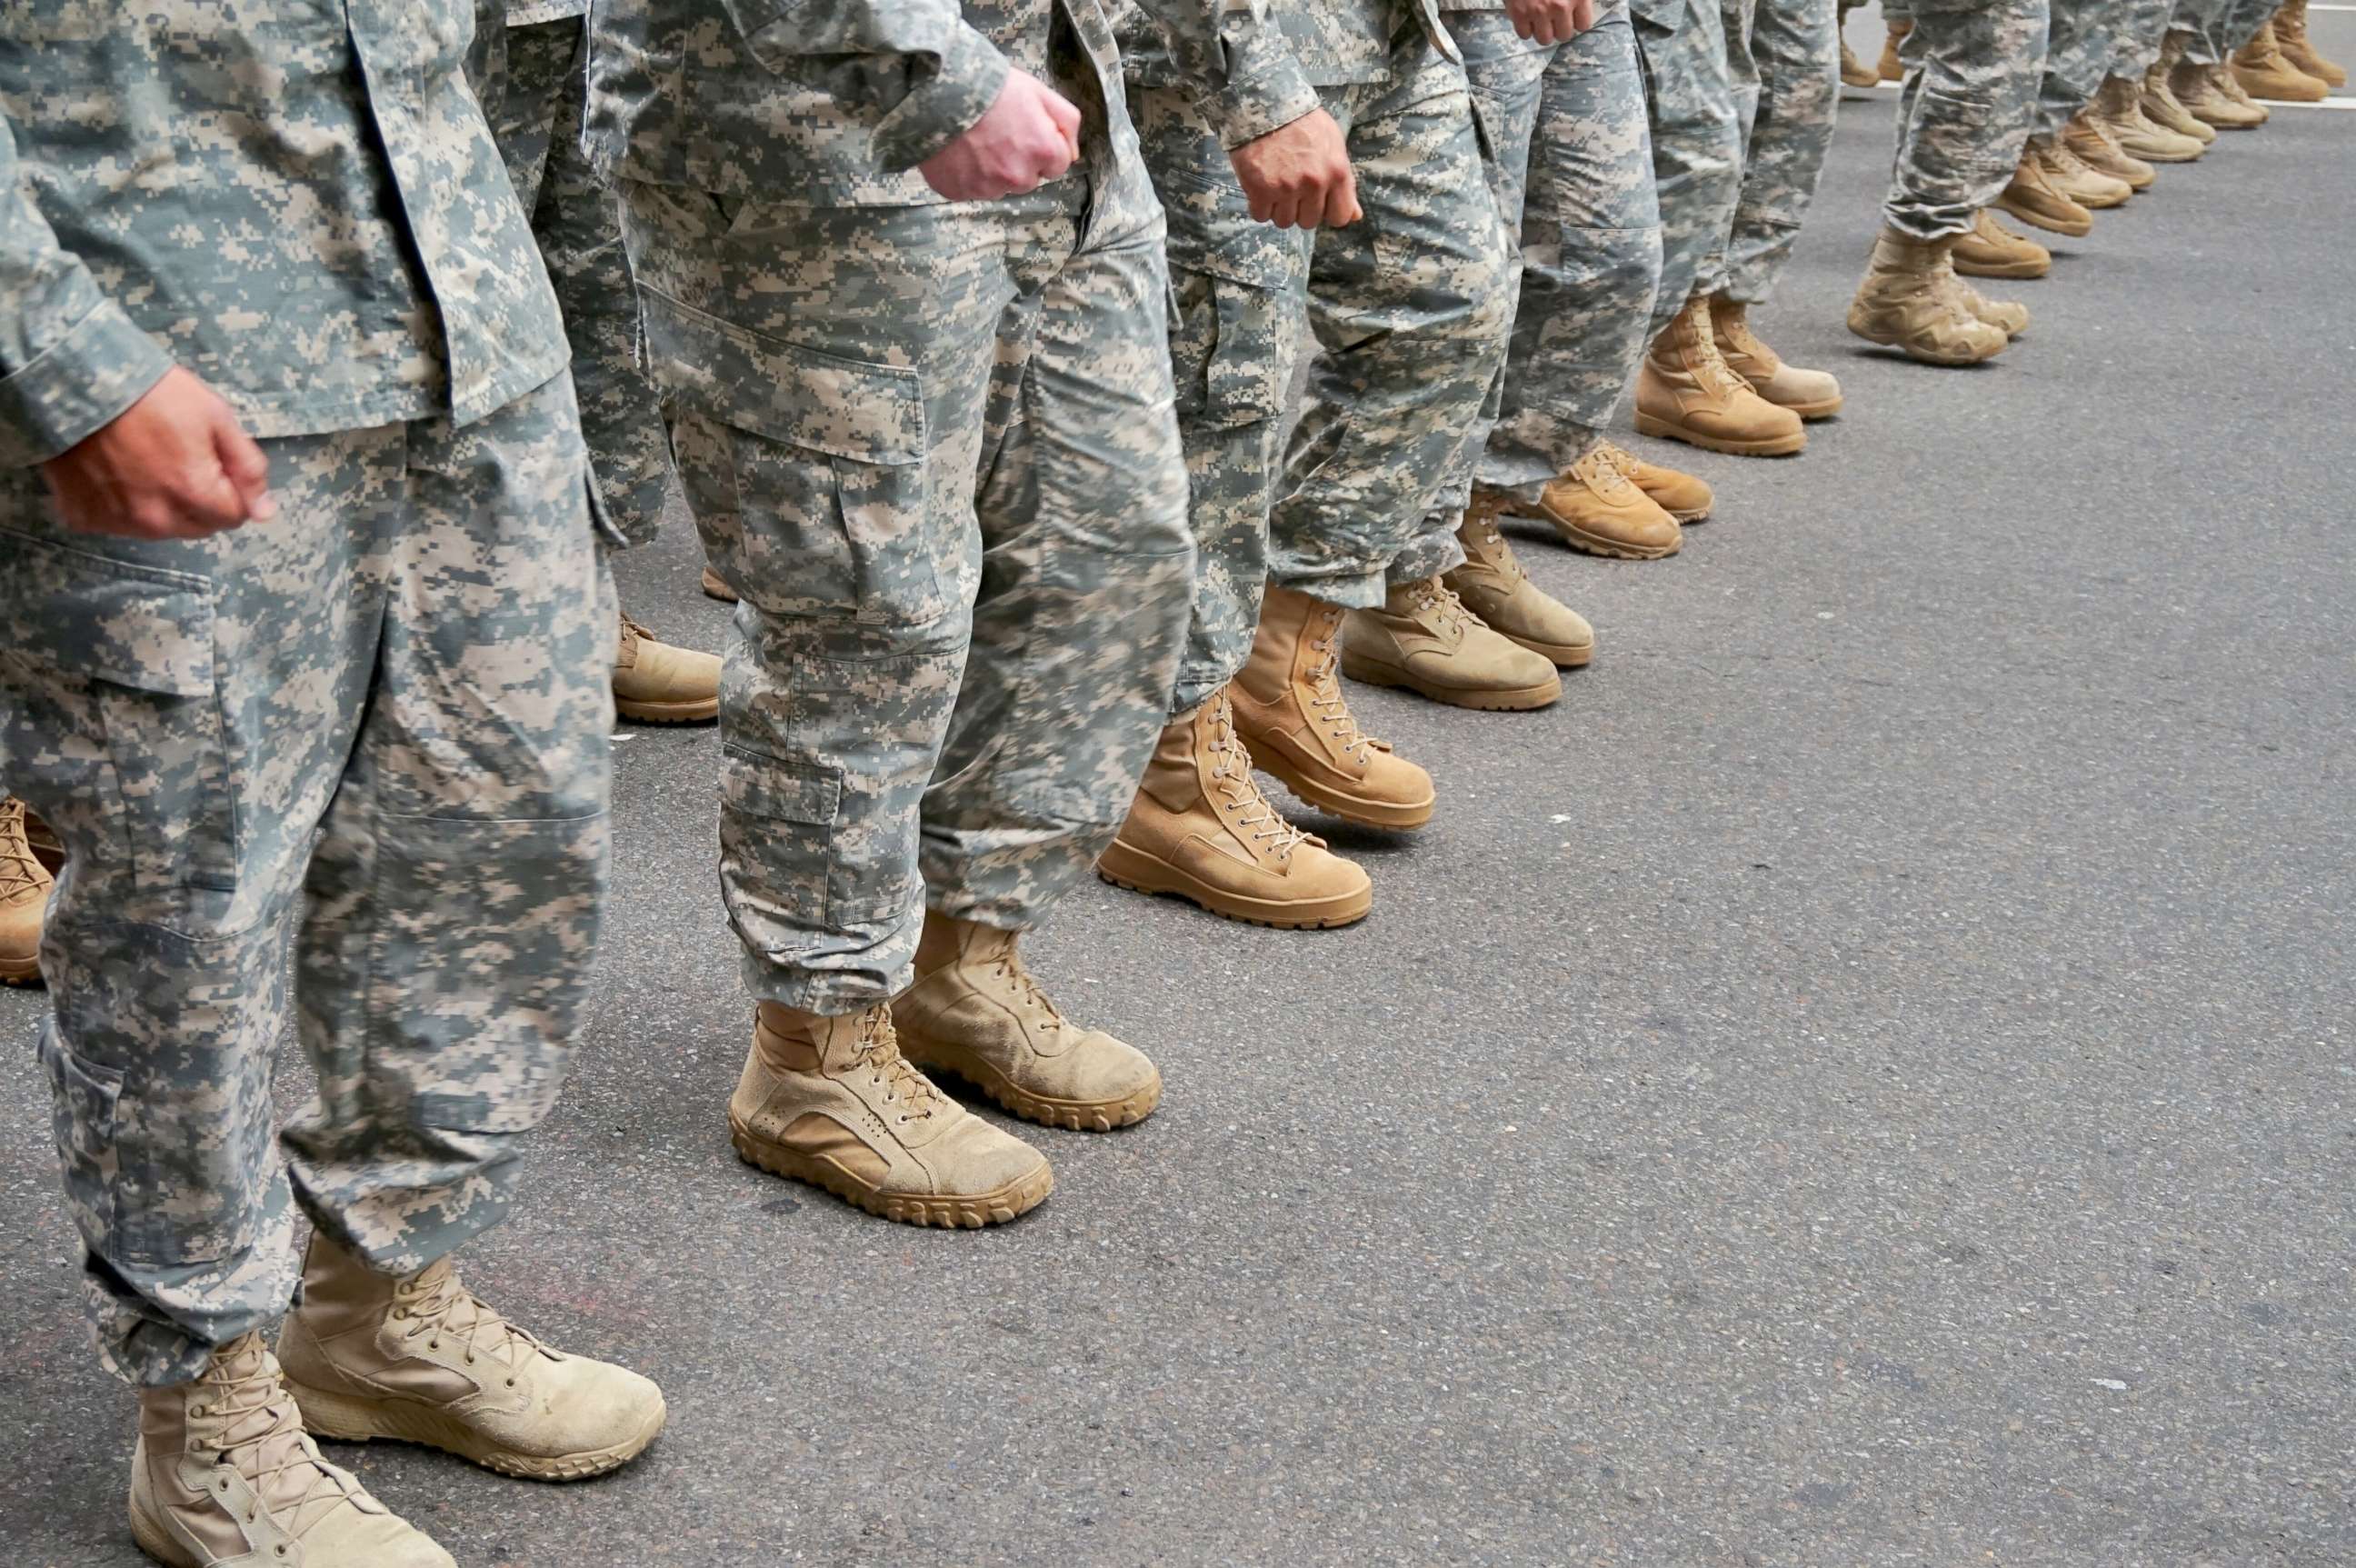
[2226,0,2326,97]
[2094,0,2206,165]
[894,175,1193,1134]
[1420,13,1604,666]
[1472,4,1694,557]
[1096,85,1381,931]
[1838,0,1879,85]
[620,182,1061,1226]
[2169,0,2272,124]
[1851,0,2047,364]
[1715,0,1847,422]
[1275,39,1556,717]
[1633,0,1807,454]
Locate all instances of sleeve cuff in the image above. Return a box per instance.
[0,296,173,468]
[871,25,1013,173]
[1208,45,1323,149]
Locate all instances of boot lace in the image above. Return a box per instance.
[187,1337,365,1534]
[393,1259,554,1377]
[1583,444,1642,495]
[1680,296,1752,401]
[1401,577,1476,641]
[1460,514,1528,584]
[1302,610,1385,768]
[986,942,1068,1039]
[0,800,45,904]
[1205,700,1309,859]
[852,1005,943,1124]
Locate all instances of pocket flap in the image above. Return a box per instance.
[0,529,216,696]
[722,743,842,827]
[639,292,924,465]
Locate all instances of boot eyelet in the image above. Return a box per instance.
[504,1377,516,1387]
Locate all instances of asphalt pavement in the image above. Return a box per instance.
[4,42,2352,1568]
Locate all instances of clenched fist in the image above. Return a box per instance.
[1229,108,1361,230]
[921,68,1084,201]
[43,367,276,540]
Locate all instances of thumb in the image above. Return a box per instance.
[211,405,276,522]
[1043,85,1083,149]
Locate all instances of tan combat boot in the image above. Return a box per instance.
[1230,585,1437,827]
[2216,59,2277,118]
[2095,75,2205,162]
[1946,275,2031,338]
[2042,137,2134,208]
[2180,56,2270,125]
[1710,295,1844,420]
[1995,141,2096,235]
[2233,20,2329,99]
[1877,19,1911,81]
[1483,455,1681,562]
[2064,109,2157,189]
[2147,35,2221,143]
[131,1333,452,1568]
[1595,441,1713,524]
[613,607,720,723]
[1342,577,1562,713]
[279,1233,665,1481]
[1840,33,1876,88]
[1099,693,1373,929]
[893,911,1161,1131]
[1953,208,2052,279]
[700,564,739,603]
[1444,507,1595,667]
[0,796,51,987]
[1846,227,2011,365]
[1634,292,1807,456]
[730,1002,1053,1227]
[2276,0,2347,85]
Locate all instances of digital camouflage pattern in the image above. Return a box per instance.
[1127,26,1511,714]
[0,375,610,1388]
[1123,0,1463,93]
[1724,0,1842,305]
[603,4,1194,1013]
[0,2,565,464]
[2171,0,2271,62]
[0,3,605,1388]
[2035,0,2123,135]
[1880,0,2052,242]
[2114,0,2175,74]
[1442,3,1662,511]
[1639,0,1749,337]
[473,12,673,548]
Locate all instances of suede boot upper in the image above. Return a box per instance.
[1635,292,1808,456]
[1341,577,1563,713]
[1847,228,2012,366]
[1710,295,1844,420]
[1444,512,1597,669]
[0,797,49,986]
[1231,584,1437,827]
[612,608,720,724]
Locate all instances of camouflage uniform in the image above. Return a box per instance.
[471,3,672,546]
[1879,0,2052,241]
[2173,0,2265,61]
[586,2,1195,1013]
[2113,0,2176,74]
[1439,2,1662,509]
[1119,0,1513,714]
[1636,0,1750,337]
[0,5,610,1387]
[2034,0,2124,135]
[1722,0,1842,305]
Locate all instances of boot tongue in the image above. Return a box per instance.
[197,1334,369,1536]
[397,1256,549,1373]
[845,1006,945,1119]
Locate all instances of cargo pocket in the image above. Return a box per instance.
[37,1031,122,1252]
[638,290,948,630]
[0,529,237,922]
[715,741,893,941]
[1168,270,1293,432]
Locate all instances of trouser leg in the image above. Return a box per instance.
[1639,0,1745,336]
[2037,0,2127,135]
[1725,0,1843,305]
[1271,36,1513,604]
[1128,84,1312,719]
[284,371,613,1278]
[918,196,1194,928]
[1882,0,2052,241]
[1482,3,1662,502]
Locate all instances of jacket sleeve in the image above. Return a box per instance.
[729,0,1014,171]
[0,115,174,468]
[1128,0,1322,147]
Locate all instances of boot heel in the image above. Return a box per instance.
[129,1486,197,1567]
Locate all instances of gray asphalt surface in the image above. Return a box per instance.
[5,39,2354,1568]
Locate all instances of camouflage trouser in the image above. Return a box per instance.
[2171,0,2244,61]
[2112,0,2176,73]
[1638,0,1750,335]
[0,374,612,1386]
[1133,27,1511,715]
[619,179,1193,1011]
[1441,4,1662,512]
[1724,0,1842,305]
[1881,0,2052,240]
[2036,0,2126,135]
[471,15,670,547]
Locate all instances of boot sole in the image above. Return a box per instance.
[2119,145,2201,162]
[1498,632,1593,669]
[1095,839,1373,930]
[1777,395,1844,422]
[897,1033,1163,1133]
[1631,414,1806,457]
[286,1378,669,1483]
[1992,196,2093,237]
[614,695,719,724]
[1548,518,1682,559]
[1955,257,2052,280]
[1845,315,2007,367]
[1246,751,1434,830]
[730,1118,1052,1228]
[1337,653,1561,714]
[0,957,40,986]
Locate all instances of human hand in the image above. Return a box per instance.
[1228,108,1361,229]
[41,367,275,539]
[919,68,1084,200]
